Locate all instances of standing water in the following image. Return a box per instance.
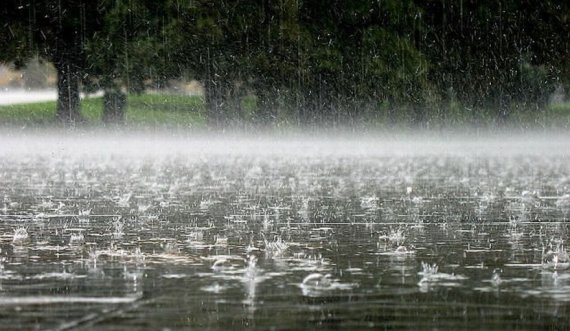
[0,133,570,330]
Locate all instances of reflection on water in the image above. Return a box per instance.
[1,136,570,329]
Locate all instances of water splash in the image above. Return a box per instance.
[263,235,289,258]
[12,227,29,244]
[543,245,570,270]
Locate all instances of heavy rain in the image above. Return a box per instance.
[0,1,569,330]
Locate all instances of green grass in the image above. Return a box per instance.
[549,102,570,115]
[0,100,59,125]
[541,102,570,128]
[126,94,206,127]
[0,93,207,128]
[0,93,569,129]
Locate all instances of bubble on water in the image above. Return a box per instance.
[199,199,216,210]
[360,195,378,210]
[131,247,145,264]
[13,227,29,244]
[418,261,467,292]
[411,196,424,205]
[78,208,91,216]
[137,202,152,214]
[299,272,355,297]
[69,232,85,245]
[556,194,570,207]
[77,209,91,223]
[211,258,232,272]
[298,198,310,221]
[302,273,332,288]
[262,211,272,230]
[88,248,100,263]
[123,266,143,282]
[187,230,204,245]
[39,199,56,209]
[476,192,495,218]
[116,192,132,208]
[112,218,125,239]
[201,283,227,293]
[521,190,541,206]
[491,268,502,286]
[54,202,67,215]
[543,245,570,270]
[161,241,179,254]
[379,228,406,247]
[214,235,228,246]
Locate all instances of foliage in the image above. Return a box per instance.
[84,0,170,94]
[1,0,568,127]
[416,0,569,116]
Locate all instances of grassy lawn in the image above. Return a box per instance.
[0,92,568,129]
[0,94,207,128]
[540,102,570,128]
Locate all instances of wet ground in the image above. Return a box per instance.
[1,134,570,330]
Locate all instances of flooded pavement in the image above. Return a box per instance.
[1,134,570,330]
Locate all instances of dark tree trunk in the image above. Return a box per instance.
[412,103,425,127]
[495,93,510,126]
[204,79,228,128]
[103,90,127,124]
[299,91,317,126]
[55,60,82,124]
[256,88,278,127]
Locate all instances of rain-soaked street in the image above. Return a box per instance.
[1,133,570,330]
